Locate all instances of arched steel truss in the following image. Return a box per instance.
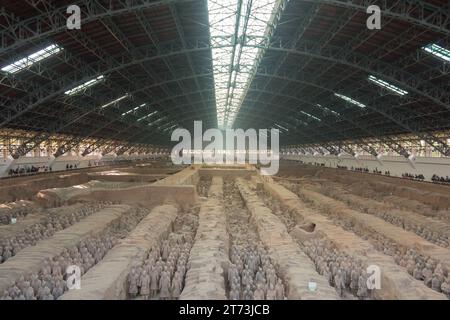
[0,0,448,158]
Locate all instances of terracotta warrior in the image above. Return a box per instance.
[441,277,450,297]
[128,267,140,298]
[150,266,159,297]
[357,274,368,299]
[23,282,35,300]
[253,284,265,300]
[275,278,285,300]
[229,287,240,300]
[266,283,276,300]
[159,269,171,300]
[139,271,151,299]
[171,274,182,300]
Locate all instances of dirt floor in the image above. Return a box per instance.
[1,161,449,300]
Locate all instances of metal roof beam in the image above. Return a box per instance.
[0,0,191,55]
[264,40,449,109]
[298,0,450,35]
[169,2,214,124]
[0,40,211,127]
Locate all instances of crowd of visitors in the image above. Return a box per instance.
[7,162,80,177]
[402,173,425,181]
[65,164,78,170]
[8,165,51,177]
[431,175,450,185]
[2,160,106,179]
[291,159,448,184]
[351,167,369,173]
[313,162,325,167]
[372,168,382,175]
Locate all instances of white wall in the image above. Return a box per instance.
[0,153,168,178]
[0,156,14,177]
[282,154,450,182]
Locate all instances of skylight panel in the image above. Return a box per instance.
[316,104,340,116]
[422,43,450,62]
[148,116,167,126]
[368,75,408,96]
[159,120,178,131]
[64,75,105,95]
[137,110,158,122]
[1,44,62,74]
[300,111,321,121]
[274,123,288,132]
[208,0,285,129]
[100,94,129,109]
[163,124,178,132]
[122,103,146,116]
[334,93,366,108]
[296,118,309,127]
